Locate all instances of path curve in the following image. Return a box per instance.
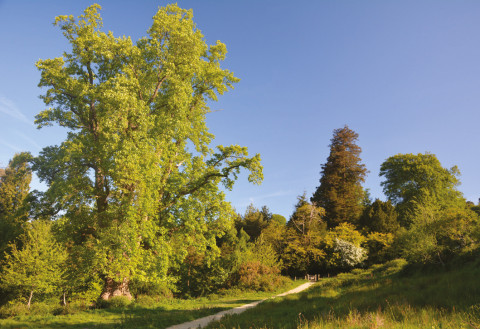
[166,282,315,329]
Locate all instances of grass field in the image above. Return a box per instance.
[0,280,305,329]
[206,258,480,329]
[3,258,480,329]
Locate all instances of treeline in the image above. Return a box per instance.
[233,126,480,280]
[0,3,479,316]
[1,125,479,312]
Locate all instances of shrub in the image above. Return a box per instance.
[28,301,59,315]
[0,302,29,318]
[134,294,158,307]
[0,300,63,318]
[234,261,288,291]
[96,295,132,309]
[334,238,367,268]
[129,280,173,299]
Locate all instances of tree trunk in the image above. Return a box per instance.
[27,290,33,309]
[100,277,132,300]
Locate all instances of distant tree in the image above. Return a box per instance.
[468,201,480,217]
[288,194,326,236]
[380,153,463,226]
[0,220,67,308]
[362,188,373,207]
[260,205,273,222]
[270,214,287,226]
[0,152,32,259]
[235,205,270,242]
[359,199,399,234]
[282,195,327,275]
[311,126,368,227]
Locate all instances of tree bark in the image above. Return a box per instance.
[27,290,33,309]
[100,277,132,300]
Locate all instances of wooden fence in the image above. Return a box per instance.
[294,274,321,282]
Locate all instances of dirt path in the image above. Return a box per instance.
[166,282,315,329]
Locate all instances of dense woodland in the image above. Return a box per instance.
[0,4,479,320]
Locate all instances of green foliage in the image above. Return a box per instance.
[33,3,262,298]
[235,204,270,242]
[270,213,286,226]
[0,152,32,260]
[311,125,368,227]
[282,196,327,275]
[97,296,132,309]
[0,220,67,307]
[288,194,326,235]
[363,231,396,265]
[260,218,287,256]
[175,246,230,297]
[234,261,289,292]
[398,202,479,265]
[380,152,464,226]
[359,199,399,233]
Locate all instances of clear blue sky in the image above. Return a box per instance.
[1,0,479,219]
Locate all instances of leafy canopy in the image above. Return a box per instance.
[380,153,463,225]
[33,3,262,293]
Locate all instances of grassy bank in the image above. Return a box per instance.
[207,258,480,328]
[0,279,305,329]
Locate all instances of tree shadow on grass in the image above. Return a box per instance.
[217,299,261,305]
[0,305,231,329]
[117,306,230,328]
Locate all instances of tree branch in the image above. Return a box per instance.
[147,74,167,105]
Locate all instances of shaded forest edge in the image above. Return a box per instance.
[0,3,479,327]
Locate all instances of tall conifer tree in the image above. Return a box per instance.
[311,126,367,227]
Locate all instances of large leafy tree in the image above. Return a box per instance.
[379,153,463,226]
[0,152,33,259]
[311,126,367,227]
[33,4,262,299]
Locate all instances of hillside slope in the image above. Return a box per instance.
[207,258,480,328]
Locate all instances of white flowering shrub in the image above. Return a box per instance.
[334,238,367,268]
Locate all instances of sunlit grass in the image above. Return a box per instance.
[0,279,305,329]
[207,258,480,328]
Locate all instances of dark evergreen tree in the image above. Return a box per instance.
[359,199,399,234]
[235,205,269,242]
[311,126,367,228]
